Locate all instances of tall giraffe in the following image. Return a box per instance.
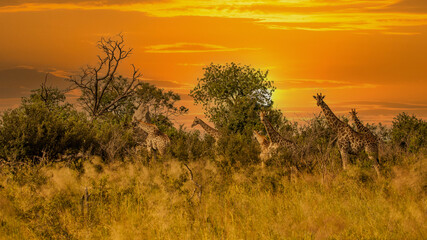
[136,120,170,156]
[259,112,296,152]
[253,130,271,167]
[191,117,221,141]
[313,93,380,175]
[132,104,152,148]
[349,109,378,140]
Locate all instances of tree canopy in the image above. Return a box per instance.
[190,62,280,133]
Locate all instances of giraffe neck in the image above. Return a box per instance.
[254,132,269,148]
[319,101,345,131]
[352,114,375,137]
[261,117,282,144]
[136,120,157,134]
[197,119,220,139]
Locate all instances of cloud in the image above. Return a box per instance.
[177,63,208,67]
[0,66,69,99]
[0,0,165,7]
[337,101,427,111]
[276,78,378,91]
[145,43,258,53]
[382,31,421,35]
[382,0,427,13]
[141,77,189,88]
[1,0,426,32]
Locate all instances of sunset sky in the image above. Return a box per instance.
[0,0,426,126]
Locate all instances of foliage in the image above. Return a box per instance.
[215,133,260,171]
[167,127,215,162]
[136,82,188,119]
[190,63,278,133]
[391,112,427,152]
[91,118,136,162]
[0,86,93,162]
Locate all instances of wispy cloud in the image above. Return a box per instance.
[338,101,427,111]
[177,63,208,67]
[145,43,258,53]
[1,0,426,32]
[276,78,378,91]
[382,31,421,35]
[0,66,69,98]
[141,77,189,88]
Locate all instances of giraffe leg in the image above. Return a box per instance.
[260,152,267,168]
[370,155,380,177]
[339,149,350,170]
[146,146,152,164]
[366,146,380,177]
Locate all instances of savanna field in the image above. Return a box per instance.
[0,150,425,239]
[0,35,426,240]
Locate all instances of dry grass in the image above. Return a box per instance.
[0,155,426,240]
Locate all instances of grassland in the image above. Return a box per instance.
[0,153,425,240]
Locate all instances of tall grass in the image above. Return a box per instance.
[0,153,425,240]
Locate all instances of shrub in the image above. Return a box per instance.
[391,113,427,153]
[216,133,260,170]
[0,92,93,162]
[168,127,215,162]
[92,118,135,162]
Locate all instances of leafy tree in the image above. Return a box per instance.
[136,82,188,118]
[135,82,188,131]
[190,62,280,133]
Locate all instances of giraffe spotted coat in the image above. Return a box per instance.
[314,93,380,176]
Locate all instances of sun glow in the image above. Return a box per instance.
[0,0,426,123]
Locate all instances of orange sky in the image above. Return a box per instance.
[0,0,426,126]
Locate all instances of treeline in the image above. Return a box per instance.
[0,35,425,174]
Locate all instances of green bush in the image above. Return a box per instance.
[168,127,215,162]
[216,133,260,170]
[391,113,427,153]
[0,93,93,162]
[91,118,135,162]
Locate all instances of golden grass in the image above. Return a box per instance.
[0,156,426,240]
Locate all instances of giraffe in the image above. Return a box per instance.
[135,120,170,157]
[349,109,378,141]
[253,130,271,167]
[313,93,380,176]
[132,104,151,148]
[191,117,221,142]
[133,105,169,157]
[259,112,297,153]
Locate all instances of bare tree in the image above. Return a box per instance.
[68,34,141,118]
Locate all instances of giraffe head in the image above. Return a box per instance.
[349,108,358,118]
[259,112,266,121]
[313,93,326,106]
[191,117,201,128]
[133,104,149,121]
